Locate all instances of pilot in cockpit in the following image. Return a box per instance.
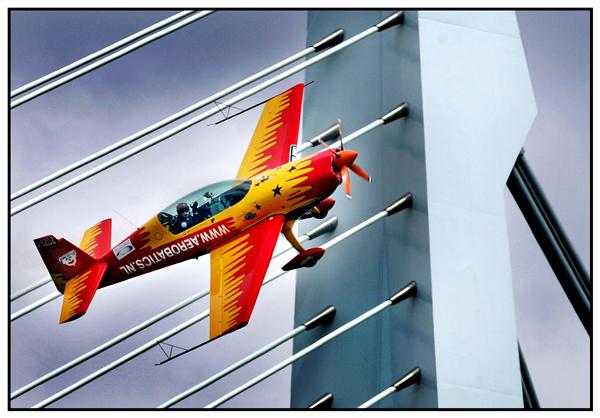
[158,182,250,234]
[169,202,199,234]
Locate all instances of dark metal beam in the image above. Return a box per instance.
[517,154,590,297]
[518,343,540,409]
[507,152,590,335]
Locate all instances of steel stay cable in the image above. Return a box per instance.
[158,306,336,408]
[33,310,209,408]
[204,281,417,408]
[31,193,411,408]
[10,217,336,318]
[10,11,215,108]
[358,367,421,408]
[11,28,344,201]
[10,292,60,321]
[11,97,406,305]
[10,10,196,98]
[10,277,53,302]
[11,11,404,215]
[11,217,336,399]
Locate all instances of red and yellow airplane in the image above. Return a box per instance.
[33,83,370,340]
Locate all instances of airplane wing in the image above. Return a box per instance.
[236,83,304,179]
[209,215,285,339]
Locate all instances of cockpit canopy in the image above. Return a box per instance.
[157,179,251,234]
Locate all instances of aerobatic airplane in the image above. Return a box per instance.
[33,83,370,340]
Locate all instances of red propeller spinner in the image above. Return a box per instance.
[314,121,371,199]
[332,150,371,199]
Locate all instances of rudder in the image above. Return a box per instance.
[33,235,95,293]
[79,219,112,259]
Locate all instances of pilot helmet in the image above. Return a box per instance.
[176,202,191,218]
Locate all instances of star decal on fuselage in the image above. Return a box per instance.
[272,185,282,196]
[287,165,297,173]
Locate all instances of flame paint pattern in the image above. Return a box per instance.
[79,219,112,259]
[209,216,284,338]
[60,263,107,323]
[35,82,349,339]
[237,85,303,179]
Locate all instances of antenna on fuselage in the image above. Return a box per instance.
[112,209,140,230]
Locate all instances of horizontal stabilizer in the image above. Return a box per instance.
[60,263,107,323]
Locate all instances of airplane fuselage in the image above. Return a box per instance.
[98,150,340,287]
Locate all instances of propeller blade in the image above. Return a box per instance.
[316,136,329,150]
[341,166,352,199]
[317,136,340,158]
[350,163,371,182]
[337,119,344,150]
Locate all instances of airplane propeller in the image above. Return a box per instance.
[315,120,371,199]
[334,150,371,199]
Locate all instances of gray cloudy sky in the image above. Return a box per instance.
[9,10,589,408]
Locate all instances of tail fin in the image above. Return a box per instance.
[34,223,111,323]
[79,219,112,259]
[34,235,96,293]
